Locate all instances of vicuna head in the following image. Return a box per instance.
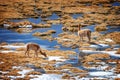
[39,50,47,58]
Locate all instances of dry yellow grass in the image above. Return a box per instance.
[26,71,41,75]
[95,23,107,32]
[115,48,120,54]
[104,32,120,44]
[62,73,71,79]
[70,68,87,73]
[115,64,120,74]
[82,53,110,68]
[0,0,119,27]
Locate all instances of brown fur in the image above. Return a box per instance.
[25,43,47,58]
[78,24,91,42]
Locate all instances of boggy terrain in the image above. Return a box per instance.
[0,0,120,26]
[0,41,120,79]
[0,0,120,80]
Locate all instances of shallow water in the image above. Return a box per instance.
[0,12,86,52]
[0,28,70,51]
[72,13,83,19]
[101,26,120,34]
[112,2,120,6]
[0,12,120,79]
[47,13,60,20]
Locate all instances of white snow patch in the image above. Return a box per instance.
[0,50,16,53]
[102,51,120,57]
[89,44,110,49]
[0,71,9,74]
[81,50,120,57]
[89,71,113,76]
[2,45,25,49]
[12,66,22,69]
[30,74,62,80]
[85,65,108,70]
[79,77,107,80]
[116,74,120,78]
[48,56,66,61]
[3,24,10,28]
[0,61,4,64]
[17,69,33,78]
[105,39,113,42]
[81,50,100,54]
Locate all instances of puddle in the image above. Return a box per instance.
[28,17,42,24]
[47,13,60,20]
[112,2,120,6]
[72,13,83,19]
[101,26,120,34]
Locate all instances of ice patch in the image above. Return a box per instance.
[81,50,120,58]
[89,44,110,49]
[89,71,113,76]
[0,50,15,53]
[85,65,108,70]
[116,74,120,78]
[79,77,107,80]
[102,51,120,57]
[0,71,9,74]
[17,69,33,78]
[48,56,66,61]
[2,45,25,49]
[0,61,4,64]
[81,50,100,54]
[12,66,22,69]
[8,69,33,79]
[30,74,62,80]
[105,39,113,42]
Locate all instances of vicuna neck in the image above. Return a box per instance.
[78,24,81,31]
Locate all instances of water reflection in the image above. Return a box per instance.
[72,13,83,19]
[47,13,60,20]
[28,17,42,24]
[0,23,72,51]
[112,2,120,6]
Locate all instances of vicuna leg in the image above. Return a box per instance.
[81,35,83,41]
[28,50,30,57]
[34,50,38,57]
[25,49,29,57]
[25,50,27,56]
[87,31,91,42]
[79,34,83,42]
[25,50,30,57]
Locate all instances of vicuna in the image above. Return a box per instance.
[78,24,91,42]
[25,43,47,58]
